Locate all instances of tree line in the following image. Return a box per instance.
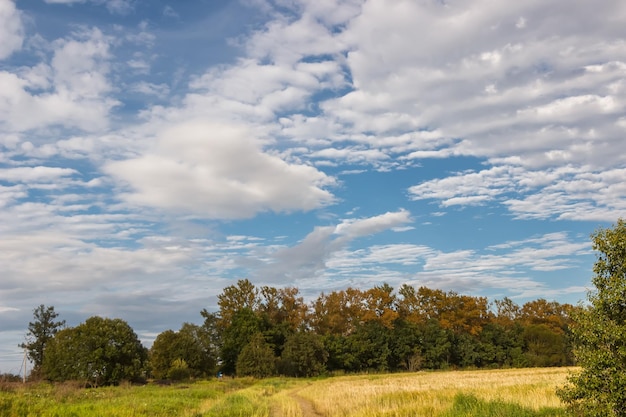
[18,219,626,415]
[22,283,577,386]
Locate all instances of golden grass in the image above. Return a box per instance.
[295,367,574,417]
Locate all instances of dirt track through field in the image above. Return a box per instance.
[291,391,323,417]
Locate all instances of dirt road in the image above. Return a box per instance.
[291,392,324,417]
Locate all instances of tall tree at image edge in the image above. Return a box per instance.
[558,219,626,416]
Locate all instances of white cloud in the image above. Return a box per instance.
[409,164,626,222]
[277,0,626,176]
[0,185,27,208]
[189,58,344,119]
[43,0,133,14]
[334,209,412,239]
[408,166,522,206]
[247,209,413,283]
[105,120,336,219]
[322,230,591,298]
[0,0,23,59]
[0,166,77,182]
[246,11,348,65]
[0,28,116,133]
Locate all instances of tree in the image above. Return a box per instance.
[478,322,525,368]
[20,305,65,376]
[349,321,393,372]
[150,330,183,379]
[519,299,573,334]
[418,319,453,369]
[493,297,520,327]
[149,324,215,380]
[310,288,365,336]
[362,283,398,328]
[42,316,147,386]
[179,323,219,377]
[388,318,423,371]
[220,308,263,375]
[522,324,568,367]
[558,219,626,416]
[280,331,327,377]
[200,310,222,365]
[217,279,259,330]
[236,332,276,378]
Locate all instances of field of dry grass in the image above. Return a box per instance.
[294,367,573,417]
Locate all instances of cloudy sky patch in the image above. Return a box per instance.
[0,0,624,372]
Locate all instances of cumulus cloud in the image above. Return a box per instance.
[333,0,626,141]
[248,0,626,200]
[0,28,116,133]
[105,120,336,219]
[0,0,23,59]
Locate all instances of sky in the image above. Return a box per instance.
[1,0,625,373]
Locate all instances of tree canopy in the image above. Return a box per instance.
[42,316,147,386]
[211,281,576,377]
[149,323,217,380]
[558,219,626,416]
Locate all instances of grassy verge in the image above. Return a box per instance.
[0,379,246,417]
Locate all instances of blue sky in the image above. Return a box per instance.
[1,0,625,373]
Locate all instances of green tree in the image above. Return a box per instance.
[478,322,525,368]
[419,319,453,369]
[388,318,423,371]
[149,325,214,380]
[279,331,327,377]
[522,324,567,367]
[220,308,263,375]
[200,310,222,364]
[42,316,147,386]
[236,332,276,378]
[179,323,218,376]
[150,330,181,379]
[349,321,393,372]
[558,219,626,416]
[20,305,65,376]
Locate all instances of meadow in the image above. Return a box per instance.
[0,367,573,417]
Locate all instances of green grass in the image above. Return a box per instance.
[0,381,226,417]
[442,393,567,417]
